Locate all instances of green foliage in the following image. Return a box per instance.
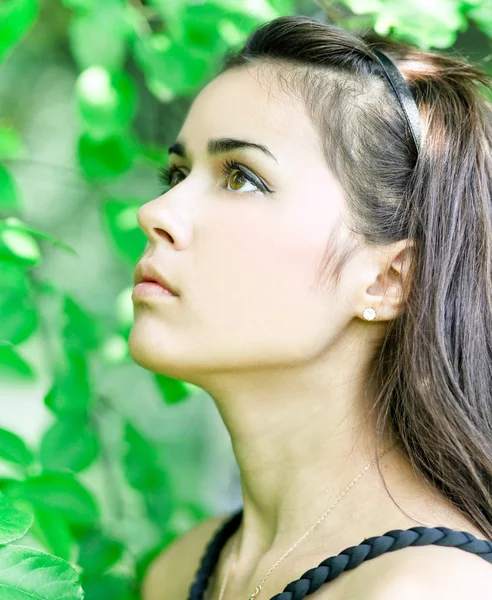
[0,0,38,64]
[39,420,99,473]
[0,544,84,600]
[0,492,33,544]
[0,428,34,470]
[102,198,146,266]
[0,0,490,598]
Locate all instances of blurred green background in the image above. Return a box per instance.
[0,0,490,598]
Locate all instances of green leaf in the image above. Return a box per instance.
[123,423,169,493]
[29,507,74,561]
[267,0,296,14]
[63,295,101,352]
[39,419,99,473]
[155,373,190,405]
[2,216,78,255]
[0,491,33,544]
[0,219,41,266]
[77,530,125,574]
[9,472,100,526]
[44,349,92,418]
[101,198,146,266]
[136,142,169,168]
[123,424,173,532]
[142,488,173,533]
[132,33,211,101]
[0,127,24,161]
[99,333,128,365]
[61,0,95,10]
[0,345,35,380]
[76,67,138,139]
[0,164,20,212]
[0,544,84,600]
[115,286,133,338]
[81,572,138,600]
[0,0,39,65]
[0,427,34,468]
[467,2,492,37]
[78,132,137,179]
[69,1,130,72]
[0,262,38,345]
[179,4,231,55]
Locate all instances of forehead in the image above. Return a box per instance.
[177,65,324,164]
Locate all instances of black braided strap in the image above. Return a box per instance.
[269,526,492,600]
[187,510,243,600]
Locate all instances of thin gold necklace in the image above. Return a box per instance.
[215,445,393,600]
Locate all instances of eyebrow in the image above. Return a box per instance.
[167,137,278,163]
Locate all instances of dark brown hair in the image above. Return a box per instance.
[217,15,492,539]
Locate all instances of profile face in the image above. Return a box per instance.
[128,65,355,385]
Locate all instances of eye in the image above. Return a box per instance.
[157,159,270,195]
[158,165,183,190]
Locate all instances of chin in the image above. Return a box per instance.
[128,330,158,372]
[127,326,194,382]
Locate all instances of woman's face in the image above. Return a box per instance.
[129,65,357,382]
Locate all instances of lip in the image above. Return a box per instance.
[134,260,178,295]
[132,281,177,300]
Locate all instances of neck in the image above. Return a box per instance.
[191,325,431,591]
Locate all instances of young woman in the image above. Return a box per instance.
[129,15,492,600]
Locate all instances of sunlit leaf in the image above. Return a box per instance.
[0,262,38,344]
[76,67,138,139]
[9,472,100,526]
[30,507,74,561]
[39,419,99,473]
[44,348,92,418]
[268,0,296,14]
[155,373,190,405]
[78,132,137,179]
[467,2,492,37]
[62,295,101,352]
[0,0,38,64]
[0,221,41,266]
[2,216,78,255]
[123,423,170,493]
[0,164,20,212]
[0,490,33,544]
[0,127,24,161]
[61,0,95,10]
[132,34,212,101]
[123,423,173,532]
[136,142,169,168]
[99,333,128,364]
[0,544,84,600]
[0,427,35,468]
[0,344,35,380]
[115,286,134,339]
[101,198,146,266]
[69,1,130,72]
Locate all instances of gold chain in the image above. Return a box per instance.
[216,445,393,600]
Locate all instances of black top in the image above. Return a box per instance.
[187,508,492,600]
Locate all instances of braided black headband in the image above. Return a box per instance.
[373,49,421,153]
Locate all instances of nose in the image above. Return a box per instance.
[136,199,176,248]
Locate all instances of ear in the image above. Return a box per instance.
[363,239,416,322]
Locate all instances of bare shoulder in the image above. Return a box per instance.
[344,545,492,600]
[141,513,230,600]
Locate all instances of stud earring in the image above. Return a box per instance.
[363,307,377,321]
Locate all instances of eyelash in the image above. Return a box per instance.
[157,159,268,195]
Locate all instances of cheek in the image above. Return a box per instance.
[129,196,345,371]
[195,202,337,334]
